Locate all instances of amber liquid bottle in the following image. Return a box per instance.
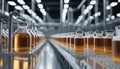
[88,38,94,50]
[71,37,74,49]
[27,26,36,48]
[85,37,87,49]
[13,23,31,52]
[75,37,85,54]
[104,31,113,56]
[94,31,105,54]
[13,22,32,69]
[113,26,120,63]
[68,37,71,48]
[71,32,75,49]
[87,31,94,50]
[1,24,9,52]
[74,31,85,54]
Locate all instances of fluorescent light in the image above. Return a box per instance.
[62,9,68,22]
[36,0,41,3]
[94,12,101,17]
[110,2,118,7]
[84,9,89,15]
[116,13,120,17]
[15,6,23,10]
[97,12,101,16]
[63,8,68,13]
[119,0,120,2]
[64,0,70,3]
[84,20,88,26]
[106,18,110,21]
[106,6,111,10]
[40,9,47,16]
[5,12,9,16]
[8,1,16,6]
[27,9,32,14]
[32,12,37,17]
[36,16,43,22]
[22,5,30,10]
[89,16,94,20]
[17,0,25,5]
[38,4,43,9]
[64,4,69,8]
[75,15,83,25]
[111,15,115,20]
[86,5,93,10]
[90,0,96,5]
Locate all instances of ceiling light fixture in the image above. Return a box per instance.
[119,0,120,2]
[64,0,70,3]
[90,0,96,5]
[106,18,110,21]
[106,6,111,10]
[40,9,47,16]
[38,4,43,9]
[27,9,32,14]
[110,2,118,7]
[84,9,89,15]
[86,5,93,10]
[5,12,9,16]
[64,4,69,8]
[89,16,94,20]
[62,9,68,22]
[8,1,16,6]
[23,5,30,10]
[111,15,115,20]
[116,13,120,17]
[36,0,41,3]
[75,15,83,25]
[15,6,23,10]
[17,0,25,5]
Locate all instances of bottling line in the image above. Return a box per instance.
[0,0,120,69]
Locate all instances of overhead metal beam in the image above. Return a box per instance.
[60,0,63,23]
[77,0,86,10]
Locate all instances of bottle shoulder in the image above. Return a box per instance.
[113,36,120,41]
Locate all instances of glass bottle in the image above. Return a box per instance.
[67,33,71,48]
[13,22,31,52]
[104,30,114,56]
[94,30,105,55]
[112,26,120,63]
[84,32,88,50]
[34,27,40,46]
[62,33,67,46]
[27,25,36,49]
[1,23,8,52]
[87,31,94,50]
[74,31,85,54]
[71,32,75,50]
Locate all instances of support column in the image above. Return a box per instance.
[60,0,63,23]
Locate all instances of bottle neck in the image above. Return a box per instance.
[96,33,103,37]
[77,33,83,37]
[106,33,113,37]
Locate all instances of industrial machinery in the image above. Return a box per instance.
[0,0,120,69]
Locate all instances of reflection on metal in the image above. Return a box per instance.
[36,42,62,69]
[50,40,81,69]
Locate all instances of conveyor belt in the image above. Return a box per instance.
[36,42,62,69]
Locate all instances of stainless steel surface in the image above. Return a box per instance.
[36,42,62,69]
[60,0,63,23]
[50,40,81,69]
[95,0,98,24]
[77,0,86,10]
